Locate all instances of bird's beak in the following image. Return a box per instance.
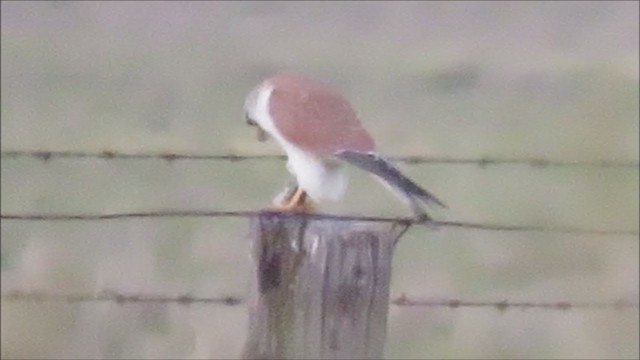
[246,113,268,142]
[257,127,268,142]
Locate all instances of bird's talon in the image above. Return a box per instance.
[267,187,316,214]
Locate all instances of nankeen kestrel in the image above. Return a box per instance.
[243,73,445,220]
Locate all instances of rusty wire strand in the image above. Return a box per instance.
[2,150,638,168]
[1,210,638,236]
[2,290,637,311]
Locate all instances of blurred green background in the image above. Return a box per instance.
[1,1,638,359]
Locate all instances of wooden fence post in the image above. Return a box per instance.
[242,212,409,360]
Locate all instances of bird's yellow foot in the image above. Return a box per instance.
[267,187,316,213]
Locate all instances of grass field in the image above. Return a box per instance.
[1,2,638,359]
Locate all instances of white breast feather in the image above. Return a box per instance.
[252,85,346,202]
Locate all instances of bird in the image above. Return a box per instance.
[243,72,446,221]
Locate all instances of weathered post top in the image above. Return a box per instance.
[242,212,409,360]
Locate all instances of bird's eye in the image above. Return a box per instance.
[245,114,257,126]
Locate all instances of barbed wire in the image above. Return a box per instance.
[2,290,637,311]
[1,290,243,306]
[390,294,639,311]
[2,210,638,236]
[2,150,638,169]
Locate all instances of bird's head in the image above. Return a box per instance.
[243,85,268,142]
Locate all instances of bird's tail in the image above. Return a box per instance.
[335,150,446,218]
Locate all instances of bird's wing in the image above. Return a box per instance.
[267,75,375,155]
[335,150,447,210]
